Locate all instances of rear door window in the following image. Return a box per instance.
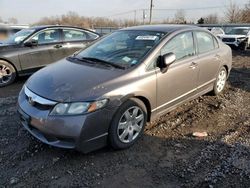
[62,29,99,41]
[195,31,215,54]
[63,29,87,41]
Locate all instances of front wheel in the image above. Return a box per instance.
[109,99,147,150]
[0,60,16,87]
[212,67,227,95]
[240,42,248,51]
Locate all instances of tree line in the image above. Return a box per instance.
[34,1,250,28]
[198,1,250,24]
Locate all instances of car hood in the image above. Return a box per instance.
[26,58,128,102]
[221,34,247,38]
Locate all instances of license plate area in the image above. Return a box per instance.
[18,109,30,125]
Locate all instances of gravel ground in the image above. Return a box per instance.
[0,51,249,187]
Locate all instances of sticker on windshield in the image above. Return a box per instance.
[131,60,138,65]
[136,36,158,40]
[122,56,131,62]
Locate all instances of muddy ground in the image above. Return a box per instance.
[0,51,249,188]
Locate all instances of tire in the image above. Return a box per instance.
[0,60,16,87]
[109,98,147,150]
[212,67,227,95]
[240,42,248,51]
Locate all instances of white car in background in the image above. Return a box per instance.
[218,27,250,51]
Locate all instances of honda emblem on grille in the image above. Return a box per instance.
[28,96,35,106]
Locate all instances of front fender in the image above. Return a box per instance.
[0,55,21,72]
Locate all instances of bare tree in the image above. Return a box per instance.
[197,17,205,24]
[61,11,89,28]
[8,17,18,24]
[224,0,242,23]
[35,12,90,28]
[174,9,186,24]
[241,1,250,23]
[161,18,173,24]
[35,11,129,29]
[92,17,119,27]
[204,14,219,24]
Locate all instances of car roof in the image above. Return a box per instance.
[121,24,200,33]
[28,25,99,35]
[0,24,29,29]
[231,27,250,29]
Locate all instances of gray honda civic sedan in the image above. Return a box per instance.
[18,25,232,153]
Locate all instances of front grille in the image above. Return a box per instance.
[222,38,236,42]
[24,86,57,110]
[24,95,52,110]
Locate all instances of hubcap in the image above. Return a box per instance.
[117,106,144,143]
[216,69,226,92]
[0,64,13,84]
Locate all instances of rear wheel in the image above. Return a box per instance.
[212,67,227,95]
[0,60,16,87]
[109,99,147,150]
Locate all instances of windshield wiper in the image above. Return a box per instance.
[69,56,96,65]
[80,57,125,69]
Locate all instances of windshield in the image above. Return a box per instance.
[77,30,166,68]
[211,28,224,35]
[227,28,250,35]
[4,29,35,44]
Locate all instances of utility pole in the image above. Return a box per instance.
[134,10,137,25]
[149,0,153,24]
[143,9,146,24]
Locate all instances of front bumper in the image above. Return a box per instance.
[224,41,240,47]
[222,38,247,48]
[17,87,117,153]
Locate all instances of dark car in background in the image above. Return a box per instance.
[0,25,100,87]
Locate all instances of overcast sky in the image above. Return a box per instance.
[0,0,249,24]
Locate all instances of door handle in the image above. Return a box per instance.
[54,44,63,49]
[189,62,198,69]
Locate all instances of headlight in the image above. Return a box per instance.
[237,37,246,42]
[50,99,108,115]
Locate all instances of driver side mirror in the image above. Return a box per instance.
[24,39,38,47]
[158,52,176,73]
